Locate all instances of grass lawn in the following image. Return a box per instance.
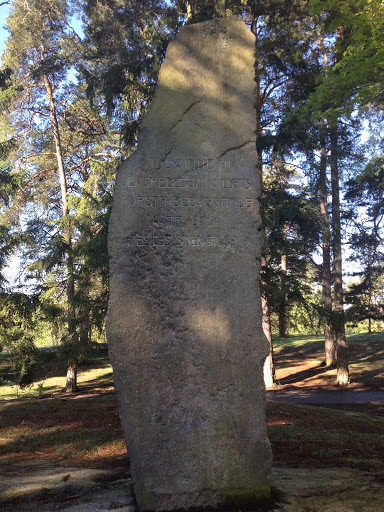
[0,346,114,400]
[1,397,384,474]
[0,332,383,475]
[272,331,384,390]
[267,401,384,471]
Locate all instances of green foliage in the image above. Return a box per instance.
[0,292,38,393]
[176,0,246,22]
[261,163,320,335]
[82,0,179,146]
[289,287,323,335]
[304,0,384,119]
[344,160,384,330]
[0,0,124,390]
[0,0,383,387]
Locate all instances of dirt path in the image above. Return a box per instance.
[267,388,384,404]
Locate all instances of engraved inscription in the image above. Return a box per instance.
[126,176,252,190]
[125,235,219,247]
[142,158,236,171]
[153,216,183,228]
[123,159,256,248]
[124,234,251,249]
[122,196,255,209]
[152,216,216,228]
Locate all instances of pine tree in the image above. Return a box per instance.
[1,0,80,390]
[1,0,121,391]
[82,0,179,146]
[249,0,316,386]
[345,160,384,331]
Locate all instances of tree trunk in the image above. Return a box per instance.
[319,119,335,366]
[368,282,373,334]
[64,361,78,393]
[262,259,276,389]
[278,231,287,338]
[253,18,276,387]
[263,319,276,388]
[330,122,349,386]
[43,68,77,392]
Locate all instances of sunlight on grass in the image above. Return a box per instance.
[271,331,384,388]
[0,358,114,400]
[273,334,324,351]
[347,332,384,342]
[266,402,384,470]
[1,351,384,473]
[273,331,384,350]
[77,364,113,385]
[0,397,127,467]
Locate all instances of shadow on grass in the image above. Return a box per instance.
[34,346,110,375]
[0,397,127,469]
[266,401,384,470]
[76,372,115,393]
[278,363,331,385]
[1,347,112,395]
[274,332,384,390]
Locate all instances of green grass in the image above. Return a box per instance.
[0,346,114,400]
[271,331,384,389]
[0,397,127,468]
[273,331,384,350]
[1,394,384,472]
[1,331,384,474]
[266,401,384,470]
[2,330,384,399]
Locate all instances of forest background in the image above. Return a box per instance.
[0,0,383,393]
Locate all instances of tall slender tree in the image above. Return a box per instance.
[2,0,80,390]
[318,118,335,366]
[1,0,122,391]
[330,120,349,384]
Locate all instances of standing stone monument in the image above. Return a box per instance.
[106,16,272,511]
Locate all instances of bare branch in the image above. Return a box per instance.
[18,152,57,164]
[68,152,117,174]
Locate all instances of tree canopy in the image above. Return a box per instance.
[0,0,383,391]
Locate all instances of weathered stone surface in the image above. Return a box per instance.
[106,16,272,511]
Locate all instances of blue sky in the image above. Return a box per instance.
[0,3,10,60]
[0,3,85,63]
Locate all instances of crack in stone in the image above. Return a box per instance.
[176,161,212,180]
[157,145,175,170]
[170,100,202,131]
[219,140,255,160]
